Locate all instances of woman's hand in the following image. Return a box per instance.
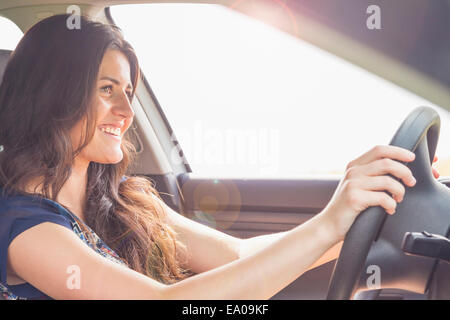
[320,145,417,241]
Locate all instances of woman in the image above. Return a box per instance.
[0,14,439,300]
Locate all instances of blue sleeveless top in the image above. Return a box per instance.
[0,178,129,300]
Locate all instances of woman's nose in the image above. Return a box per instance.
[113,90,135,119]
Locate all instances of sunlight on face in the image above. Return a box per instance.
[70,49,135,166]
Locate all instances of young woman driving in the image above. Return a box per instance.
[0,14,440,300]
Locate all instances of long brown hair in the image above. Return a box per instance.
[0,14,192,284]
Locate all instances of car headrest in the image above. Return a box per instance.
[0,49,12,86]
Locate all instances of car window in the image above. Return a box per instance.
[0,16,23,50]
[111,3,450,178]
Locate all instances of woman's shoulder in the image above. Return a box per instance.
[0,187,75,300]
[0,187,71,219]
[0,186,75,260]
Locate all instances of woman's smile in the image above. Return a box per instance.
[98,123,125,142]
[100,128,121,141]
[99,127,122,141]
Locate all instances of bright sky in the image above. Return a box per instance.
[112,3,450,178]
[2,5,449,178]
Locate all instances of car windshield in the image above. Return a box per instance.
[116,5,449,177]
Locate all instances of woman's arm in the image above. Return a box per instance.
[8,222,168,300]
[163,198,339,275]
[238,230,343,272]
[8,145,418,299]
[8,212,339,300]
[166,212,339,299]
[166,145,419,299]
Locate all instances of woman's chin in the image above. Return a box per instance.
[97,152,123,164]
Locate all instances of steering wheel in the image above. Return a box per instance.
[326,106,450,300]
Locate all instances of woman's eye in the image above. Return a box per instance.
[101,85,133,101]
[100,85,113,95]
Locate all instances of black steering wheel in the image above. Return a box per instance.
[327,106,450,300]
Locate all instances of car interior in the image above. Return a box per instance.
[0,0,449,300]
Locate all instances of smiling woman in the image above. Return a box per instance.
[0,14,193,299]
[70,49,135,166]
[0,10,443,301]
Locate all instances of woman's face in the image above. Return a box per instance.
[70,49,135,166]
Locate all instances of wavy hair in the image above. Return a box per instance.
[0,14,192,284]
